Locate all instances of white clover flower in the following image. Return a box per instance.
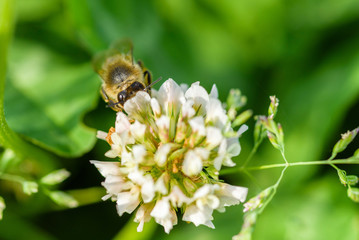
[91,79,248,233]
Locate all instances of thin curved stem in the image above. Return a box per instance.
[221,157,359,175]
[241,140,262,169]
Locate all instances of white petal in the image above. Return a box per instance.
[168,186,191,207]
[90,161,121,177]
[205,98,228,128]
[209,84,218,99]
[135,203,154,232]
[151,198,178,234]
[185,82,209,108]
[205,195,220,209]
[157,78,185,116]
[213,140,227,170]
[154,143,171,167]
[130,121,146,140]
[110,133,121,146]
[104,149,119,158]
[155,173,168,195]
[206,127,223,148]
[194,147,210,160]
[116,190,140,216]
[218,139,227,154]
[189,117,206,136]
[124,91,151,120]
[238,124,249,136]
[156,115,170,130]
[182,204,214,228]
[151,197,170,219]
[193,184,219,199]
[162,209,178,234]
[151,98,162,116]
[227,139,241,157]
[213,155,224,171]
[127,168,143,183]
[121,149,133,165]
[156,115,171,142]
[128,169,155,203]
[115,112,131,133]
[141,177,155,203]
[216,183,248,209]
[132,145,147,164]
[181,99,195,118]
[96,130,108,141]
[223,157,236,167]
[102,176,132,199]
[182,150,203,176]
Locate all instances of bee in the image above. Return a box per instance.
[93,39,156,111]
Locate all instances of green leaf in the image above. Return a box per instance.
[332,127,359,157]
[347,187,359,202]
[337,169,347,185]
[5,40,100,157]
[346,175,358,186]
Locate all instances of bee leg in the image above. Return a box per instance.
[143,70,152,92]
[137,60,144,68]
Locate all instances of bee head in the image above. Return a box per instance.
[108,81,146,110]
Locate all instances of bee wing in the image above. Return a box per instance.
[109,39,134,63]
[92,50,108,74]
[92,39,134,74]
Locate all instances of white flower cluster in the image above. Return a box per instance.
[91,79,248,233]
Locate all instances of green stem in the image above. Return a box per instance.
[0,0,55,171]
[257,165,288,213]
[280,150,288,165]
[221,157,359,174]
[273,165,287,188]
[0,172,26,184]
[328,162,341,171]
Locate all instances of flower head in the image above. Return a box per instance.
[91,79,248,233]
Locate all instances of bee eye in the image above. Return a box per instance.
[130,81,145,92]
[117,91,127,105]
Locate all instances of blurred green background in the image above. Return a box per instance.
[1,0,359,239]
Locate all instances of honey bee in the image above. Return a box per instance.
[93,39,156,111]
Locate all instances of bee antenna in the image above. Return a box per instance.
[144,77,163,91]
